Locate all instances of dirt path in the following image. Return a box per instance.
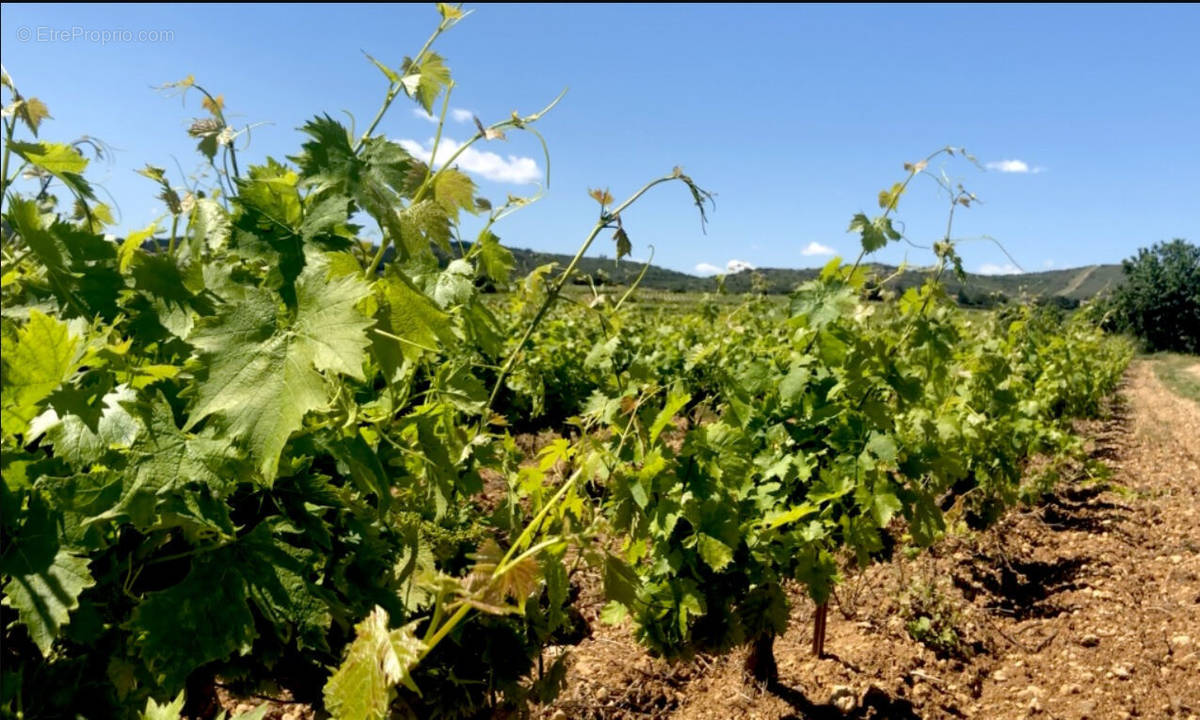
[1060,265,1097,298]
[541,360,1200,719]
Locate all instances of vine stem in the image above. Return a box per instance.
[802,146,952,356]
[351,12,463,157]
[484,174,682,415]
[0,115,15,215]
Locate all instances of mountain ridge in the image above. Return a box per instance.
[505,246,1123,303]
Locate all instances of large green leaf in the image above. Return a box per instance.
[185,255,372,480]
[0,496,95,655]
[372,271,454,368]
[28,385,141,466]
[129,551,258,690]
[1,310,84,439]
[85,396,238,531]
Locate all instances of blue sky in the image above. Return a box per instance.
[3,3,1197,276]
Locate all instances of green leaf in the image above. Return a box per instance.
[401,52,451,115]
[649,390,690,445]
[9,140,88,175]
[89,396,238,530]
[118,222,160,273]
[476,230,514,283]
[433,168,476,221]
[372,271,454,370]
[237,522,332,652]
[185,255,372,480]
[140,691,185,720]
[28,385,141,466]
[15,97,51,136]
[0,496,95,655]
[602,553,640,607]
[431,259,475,308]
[762,503,818,530]
[188,197,232,253]
[398,199,451,255]
[614,226,632,260]
[871,491,902,527]
[129,551,258,690]
[1,310,83,439]
[807,470,853,504]
[696,534,733,571]
[364,52,400,84]
[3,550,95,656]
[864,432,898,464]
[878,181,905,210]
[5,196,120,316]
[324,606,427,719]
[847,212,901,253]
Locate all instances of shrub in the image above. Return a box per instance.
[1107,238,1200,353]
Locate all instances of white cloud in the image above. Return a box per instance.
[694,259,756,275]
[985,159,1045,174]
[801,241,835,257]
[1043,259,1056,269]
[398,136,541,185]
[412,107,476,124]
[978,263,1022,275]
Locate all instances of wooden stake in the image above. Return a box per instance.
[812,602,828,657]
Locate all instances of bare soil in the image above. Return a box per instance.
[537,360,1200,720]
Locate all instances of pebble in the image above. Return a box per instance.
[1171,634,1192,647]
[830,685,857,713]
[1081,633,1101,647]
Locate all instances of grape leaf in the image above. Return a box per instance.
[1,310,84,439]
[0,496,95,655]
[696,534,733,571]
[185,255,371,480]
[324,606,426,719]
[433,168,476,221]
[476,230,514,283]
[8,140,88,175]
[129,551,258,690]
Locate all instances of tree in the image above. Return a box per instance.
[1108,239,1200,353]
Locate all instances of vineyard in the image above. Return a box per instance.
[3,5,1176,720]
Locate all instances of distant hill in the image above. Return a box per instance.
[505,247,1123,305]
[132,235,1120,306]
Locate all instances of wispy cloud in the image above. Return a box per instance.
[1043,259,1056,269]
[694,262,723,276]
[978,262,1022,275]
[397,136,541,185]
[985,159,1045,174]
[412,107,476,124]
[801,241,835,257]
